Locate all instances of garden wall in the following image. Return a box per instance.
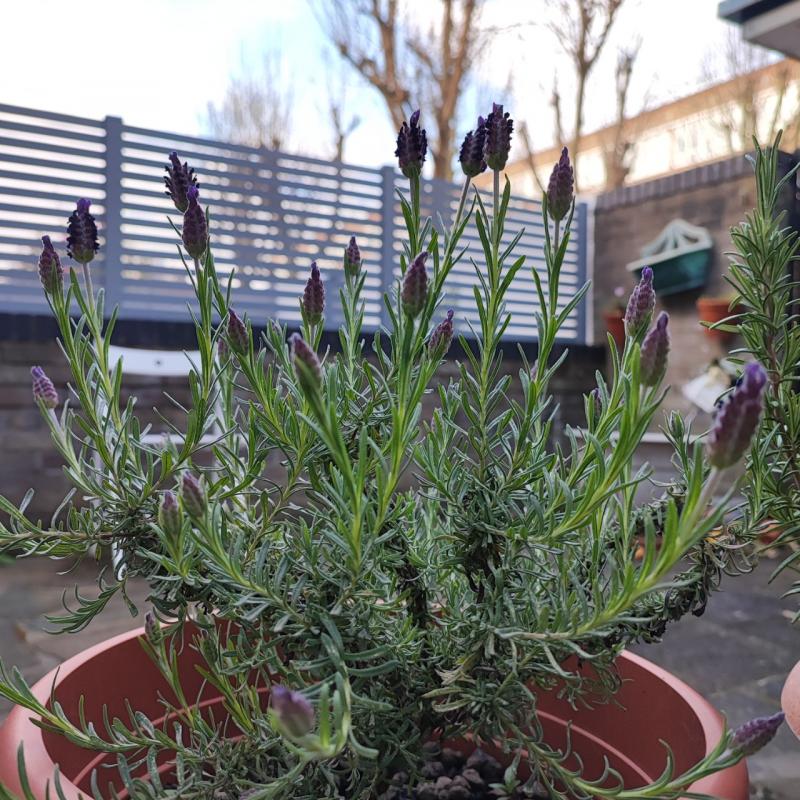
[592,150,799,424]
[0,317,602,519]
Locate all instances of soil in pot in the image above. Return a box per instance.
[379,743,546,799]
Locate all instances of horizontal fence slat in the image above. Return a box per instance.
[0,104,590,343]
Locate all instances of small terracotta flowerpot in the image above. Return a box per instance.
[696,298,740,341]
[782,659,800,740]
[604,309,626,347]
[0,627,748,799]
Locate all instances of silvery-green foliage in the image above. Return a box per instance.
[725,136,800,604]
[0,120,774,799]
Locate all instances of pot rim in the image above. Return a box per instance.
[0,628,747,799]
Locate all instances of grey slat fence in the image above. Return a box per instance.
[0,103,591,343]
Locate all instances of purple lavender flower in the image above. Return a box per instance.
[640,312,670,387]
[164,151,199,213]
[227,309,248,355]
[158,490,182,540]
[271,685,315,738]
[144,611,161,645]
[547,147,574,222]
[624,267,655,337]
[290,333,322,393]
[484,103,514,171]
[395,110,427,178]
[401,252,428,318]
[181,472,206,518]
[429,309,455,355]
[66,199,99,264]
[38,236,63,295]
[182,186,208,260]
[344,236,361,278]
[731,711,784,756]
[31,366,58,409]
[459,117,487,178]
[302,262,325,325]
[218,335,229,360]
[707,362,768,469]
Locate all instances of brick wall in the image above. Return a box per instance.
[592,150,798,425]
[0,324,602,519]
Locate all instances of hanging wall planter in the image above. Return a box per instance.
[627,219,713,296]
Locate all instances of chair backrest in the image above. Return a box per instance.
[107,345,202,378]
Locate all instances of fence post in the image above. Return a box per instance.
[575,200,590,344]
[103,115,124,316]
[379,165,396,329]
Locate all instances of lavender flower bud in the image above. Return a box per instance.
[459,117,487,178]
[217,335,229,360]
[164,151,198,213]
[31,367,58,408]
[484,103,513,171]
[290,333,322,394]
[66,199,99,264]
[302,262,325,325]
[182,186,208,260]
[401,252,429,318]
[38,236,64,295]
[731,711,784,756]
[271,685,315,738]
[624,267,655,337]
[31,366,58,409]
[707,362,767,469]
[144,611,161,645]
[429,309,455,355]
[395,110,427,178]
[181,472,206,518]
[640,312,670,387]
[344,236,361,278]
[227,309,248,355]
[547,147,574,222]
[158,490,182,540]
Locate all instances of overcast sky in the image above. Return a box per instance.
[4,0,750,166]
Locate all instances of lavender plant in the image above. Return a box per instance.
[0,110,783,799]
[722,136,800,601]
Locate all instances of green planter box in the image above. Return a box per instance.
[629,248,712,296]
[626,219,713,297]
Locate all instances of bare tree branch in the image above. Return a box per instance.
[702,29,800,155]
[518,122,547,195]
[206,51,293,151]
[315,0,488,180]
[546,0,627,191]
[602,43,638,188]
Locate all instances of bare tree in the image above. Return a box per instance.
[547,0,626,191]
[315,0,487,180]
[601,45,638,189]
[703,30,800,155]
[206,51,293,151]
[322,53,363,162]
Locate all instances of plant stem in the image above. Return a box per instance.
[81,261,95,313]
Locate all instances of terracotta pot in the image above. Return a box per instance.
[0,628,748,799]
[781,659,800,740]
[603,309,626,347]
[696,298,740,341]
